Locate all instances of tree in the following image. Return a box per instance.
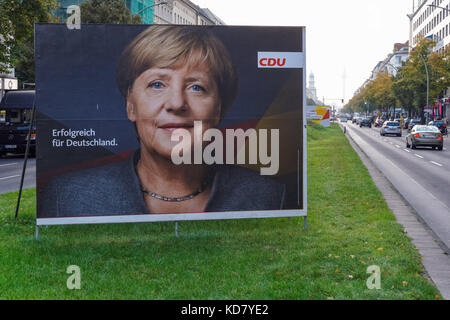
[370,71,396,114]
[391,37,450,121]
[80,0,142,24]
[0,0,57,83]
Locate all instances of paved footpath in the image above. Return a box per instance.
[341,123,450,300]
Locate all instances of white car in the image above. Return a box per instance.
[380,121,402,137]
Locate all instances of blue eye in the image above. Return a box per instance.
[149,81,164,89]
[192,85,204,92]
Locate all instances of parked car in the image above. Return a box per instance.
[428,120,448,136]
[380,121,402,137]
[355,117,363,125]
[407,119,421,132]
[406,125,443,150]
[360,118,372,128]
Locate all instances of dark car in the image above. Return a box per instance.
[0,90,36,157]
[428,121,447,135]
[406,125,444,150]
[407,119,421,132]
[360,118,372,128]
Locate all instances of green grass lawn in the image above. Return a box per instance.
[0,123,441,299]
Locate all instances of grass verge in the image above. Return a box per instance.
[0,123,441,299]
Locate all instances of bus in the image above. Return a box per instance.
[0,90,36,157]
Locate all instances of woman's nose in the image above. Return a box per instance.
[165,86,187,113]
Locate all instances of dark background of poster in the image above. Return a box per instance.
[35,24,304,215]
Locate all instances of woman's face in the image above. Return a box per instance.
[126,64,221,160]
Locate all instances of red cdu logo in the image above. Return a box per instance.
[257,52,304,69]
[259,58,286,67]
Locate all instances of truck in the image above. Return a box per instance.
[0,90,36,157]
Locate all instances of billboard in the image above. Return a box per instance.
[306,105,330,127]
[35,24,306,226]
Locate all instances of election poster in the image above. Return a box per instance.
[35,24,306,225]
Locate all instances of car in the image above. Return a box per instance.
[380,121,402,137]
[407,119,421,132]
[406,125,444,150]
[355,117,363,125]
[428,120,448,135]
[360,118,372,128]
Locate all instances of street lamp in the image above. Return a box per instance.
[427,4,450,13]
[136,1,168,15]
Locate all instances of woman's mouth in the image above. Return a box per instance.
[159,123,194,132]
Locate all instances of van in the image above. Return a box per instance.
[0,90,36,157]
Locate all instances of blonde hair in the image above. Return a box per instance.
[116,25,238,118]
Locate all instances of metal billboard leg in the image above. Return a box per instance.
[35,225,39,240]
[175,222,179,238]
[304,216,307,231]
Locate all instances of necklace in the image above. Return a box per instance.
[141,180,210,202]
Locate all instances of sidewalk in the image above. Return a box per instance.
[341,123,450,300]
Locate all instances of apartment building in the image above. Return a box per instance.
[409,0,450,52]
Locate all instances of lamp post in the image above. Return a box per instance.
[136,1,168,16]
[427,4,450,13]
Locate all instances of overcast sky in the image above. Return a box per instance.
[193,0,414,108]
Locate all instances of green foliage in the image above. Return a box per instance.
[80,0,142,24]
[345,37,450,116]
[0,0,57,81]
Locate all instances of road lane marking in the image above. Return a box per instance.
[414,154,424,159]
[404,149,411,153]
[0,175,20,181]
[395,145,401,148]
[0,163,18,167]
[430,161,443,167]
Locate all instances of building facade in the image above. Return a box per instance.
[153,0,220,25]
[0,35,18,100]
[55,0,223,26]
[380,43,410,77]
[409,0,450,120]
[410,0,450,52]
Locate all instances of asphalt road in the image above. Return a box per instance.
[0,154,36,194]
[344,121,450,248]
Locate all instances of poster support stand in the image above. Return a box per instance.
[175,222,179,238]
[15,100,36,221]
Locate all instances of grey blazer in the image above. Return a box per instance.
[38,151,286,217]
